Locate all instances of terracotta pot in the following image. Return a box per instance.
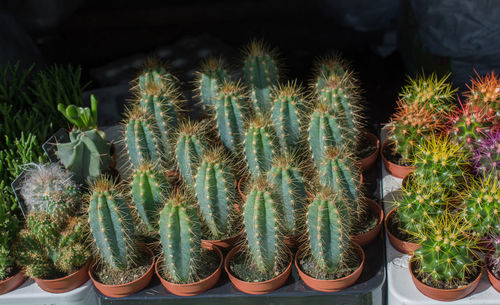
[156,244,223,296]
[35,260,90,293]
[380,141,415,179]
[89,246,155,298]
[295,242,365,292]
[350,199,384,246]
[357,131,380,171]
[0,270,27,295]
[384,207,420,254]
[201,230,244,250]
[486,256,500,293]
[225,245,293,295]
[409,258,482,301]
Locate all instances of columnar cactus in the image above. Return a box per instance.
[411,135,469,192]
[175,120,209,186]
[130,162,170,231]
[267,154,307,235]
[20,163,79,220]
[244,116,278,177]
[466,71,500,124]
[135,81,180,159]
[194,147,236,238]
[123,106,161,169]
[242,41,279,115]
[56,96,111,184]
[473,130,500,178]
[312,55,350,93]
[88,177,136,270]
[136,59,177,92]
[16,212,90,279]
[462,175,500,238]
[243,177,286,275]
[271,81,307,154]
[212,81,247,154]
[387,99,444,164]
[305,188,351,274]
[195,57,232,108]
[412,213,480,287]
[159,190,201,283]
[308,101,351,167]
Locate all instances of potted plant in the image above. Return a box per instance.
[156,189,223,296]
[87,176,154,298]
[225,177,292,295]
[295,188,364,292]
[486,235,500,292]
[409,213,482,302]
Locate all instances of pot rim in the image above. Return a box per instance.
[351,198,383,238]
[35,259,90,283]
[380,141,416,170]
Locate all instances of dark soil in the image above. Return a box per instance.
[159,248,220,284]
[0,265,20,281]
[387,210,416,243]
[299,248,362,280]
[412,261,482,289]
[383,143,411,167]
[230,251,290,282]
[93,248,153,285]
[351,206,378,235]
[356,135,377,160]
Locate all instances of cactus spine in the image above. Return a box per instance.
[20,163,79,220]
[88,177,135,270]
[244,116,278,177]
[242,41,279,115]
[243,177,285,275]
[130,162,170,231]
[271,81,307,154]
[312,56,350,93]
[466,71,500,124]
[212,81,247,154]
[159,190,201,283]
[136,59,177,92]
[473,130,500,178]
[194,147,236,238]
[175,120,209,186]
[268,154,307,235]
[123,106,161,169]
[305,189,351,274]
[195,57,232,108]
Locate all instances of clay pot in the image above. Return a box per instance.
[384,207,420,254]
[486,256,500,293]
[380,141,415,179]
[409,258,482,301]
[225,245,293,295]
[89,246,155,298]
[357,131,380,171]
[0,270,27,295]
[156,244,223,296]
[35,260,90,293]
[201,230,244,250]
[295,242,365,292]
[350,199,384,246]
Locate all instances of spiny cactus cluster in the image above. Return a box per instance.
[20,163,79,219]
[473,130,500,178]
[16,212,90,279]
[56,95,111,184]
[465,71,500,123]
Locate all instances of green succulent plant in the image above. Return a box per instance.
[195,57,232,108]
[244,116,278,177]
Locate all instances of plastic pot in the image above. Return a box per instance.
[0,270,27,295]
[350,198,384,246]
[357,131,380,171]
[295,242,365,292]
[384,207,420,254]
[380,141,414,179]
[35,259,90,293]
[224,245,292,295]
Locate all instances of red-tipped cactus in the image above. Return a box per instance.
[465,71,500,124]
[473,130,500,178]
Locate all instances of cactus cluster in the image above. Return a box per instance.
[195,57,232,108]
[159,190,201,283]
[175,120,209,186]
[465,71,500,123]
[88,177,136,271]
[20,163,79,219]
[473,130,500,178]
[56,96,111,184]
[16,212,90,279]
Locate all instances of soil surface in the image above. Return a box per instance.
[383,143,411,167]
[412,261,481,289]
[356,135,377,160]
[0,265,20,281]
[159,248,220,284]
[230,251,290,282]
[351,205,378,235]
[387,210,416,242]
[93,248,153,285]
[299,248,362,280]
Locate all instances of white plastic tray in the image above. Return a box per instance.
[380,129,499,305]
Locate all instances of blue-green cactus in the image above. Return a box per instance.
[123,106,161,169]
[267,154,307,235]
[159,190,201,283]
[244,116,278,177]
[88,177,135,270]
[271,81,307,154]
[312,56,350,93]
[136,59,177,92]
[195,57,232,108]
[194,147,236,238]
[242,41,279,115]
[175,120,209,186]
